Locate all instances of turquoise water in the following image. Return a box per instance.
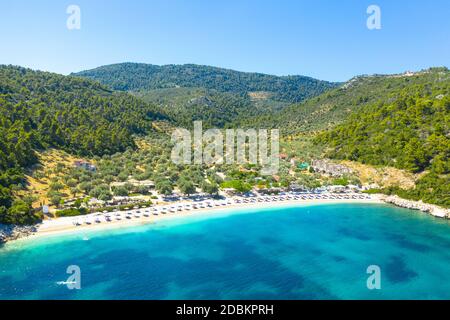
[1,203,450,300]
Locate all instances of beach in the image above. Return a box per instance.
[3,200,450,300]
[5,191,449,245]
[22,194,381,242]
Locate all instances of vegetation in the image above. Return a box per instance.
[135,87,276,128]
[75,63,340,129]
[1,64,449,224]
[237,68,450,134]
[371,172,450,207]
[316,68,450,207]
[56,207,88,217]
[0,65,167,223]
[74,62,339,104]
[220,180,252,193]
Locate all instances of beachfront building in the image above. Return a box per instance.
[289,183,308,192]
[346,184,362,192]
[88,197,104,207]
[325,185,350,193]
[258,187,283,195]
[361,183,381,191]
[314,186,328,193]
[222,188,238,197]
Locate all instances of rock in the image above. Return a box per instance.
[0,224,38,244]
[380,195,450,219]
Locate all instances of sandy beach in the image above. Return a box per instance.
[19,196,382,242]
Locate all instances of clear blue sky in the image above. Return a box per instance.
[1,0,449,81]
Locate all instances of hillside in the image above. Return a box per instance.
[316,68,450,207]
[1,64,449,225]
[239,68,450,134]
[0,65,167,224]
[134,87,288,128]
[73,62,339,104]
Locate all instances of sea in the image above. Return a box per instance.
[1,203,449,299]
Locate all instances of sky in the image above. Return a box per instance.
[0,0,449,82]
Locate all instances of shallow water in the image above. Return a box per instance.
[1,203,449,299]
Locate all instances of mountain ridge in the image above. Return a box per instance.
[73,62,340,104]
[236,67,450,133]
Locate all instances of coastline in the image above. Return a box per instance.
[3,197,381,245]
[378,194,450,219]
[3,193,448,246]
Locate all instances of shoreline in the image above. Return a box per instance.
[3,193,448,246]
[3,196,381,245]
[378,194,450,219]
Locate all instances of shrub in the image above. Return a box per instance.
[56,207,88,217]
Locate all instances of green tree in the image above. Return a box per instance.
[202,181,219,195]
[178,179,196,195]
[114,186,129,196]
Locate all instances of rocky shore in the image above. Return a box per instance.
[380,195,450,219]
[0,224,38,244]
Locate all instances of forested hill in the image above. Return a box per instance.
[134,87,260,128]
[73,63,339,104]
[0,65,167,224]
[316,68,450,207]
[237,67,450,134]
